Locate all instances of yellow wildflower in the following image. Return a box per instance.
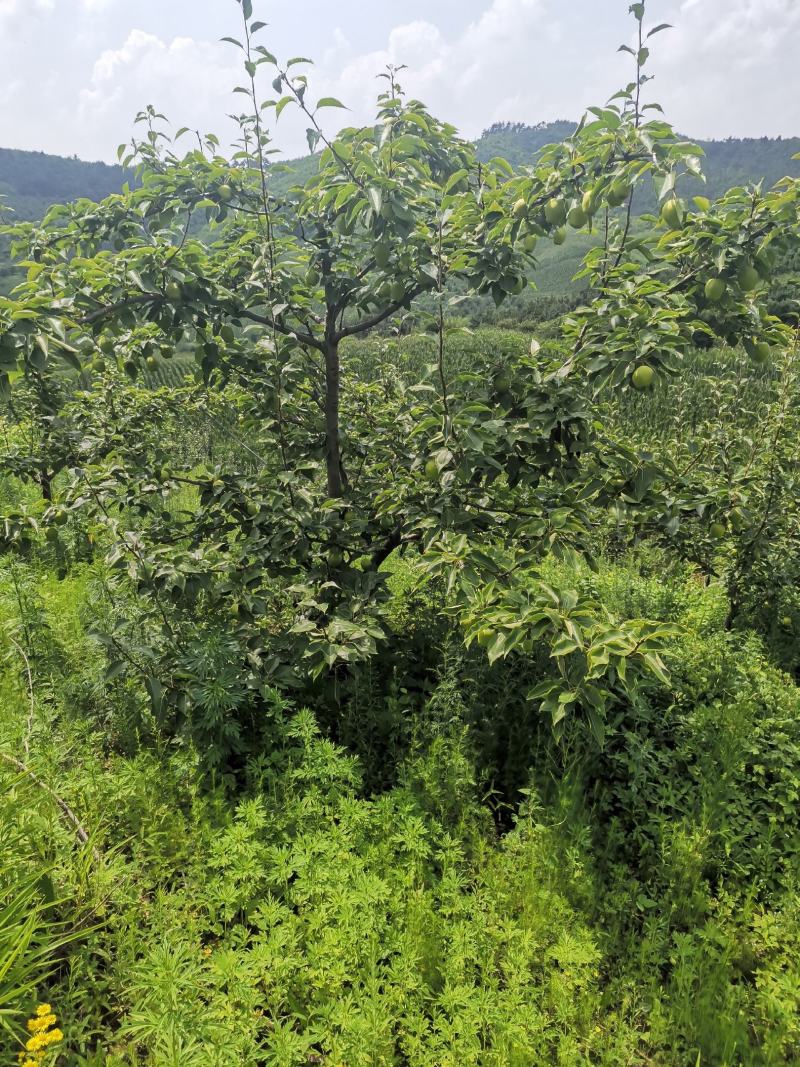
[27,1014,56,1033]
[20,1004,63,1067]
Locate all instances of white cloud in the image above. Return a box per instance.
[2,0,797,163]
[0,0,53,17]
[654,0,800,137]
[78,30,240,151]
[295,0,571,151]
[0,0,108,12]
[294,0,800,152]
[0,77,22,106]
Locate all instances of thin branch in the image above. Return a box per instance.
[435,213,456,445]
[336,289,423,341]
[0,751,100,860]
[611,188,636,271]
[76,293,163,327]
[8,637,35,758]
[164,207,194,264]
[280,69,364,190]
[236,308,325,352]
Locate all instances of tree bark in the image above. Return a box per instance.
[324,339,342,498]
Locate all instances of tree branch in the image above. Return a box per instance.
[1,751,100,859]
[336,288,423,341]
[235,307,325,352]
[76,293,163,326]
[7,637,35,758]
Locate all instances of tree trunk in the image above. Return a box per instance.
[324,339,342,498]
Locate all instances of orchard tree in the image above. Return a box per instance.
[1,0,798,756]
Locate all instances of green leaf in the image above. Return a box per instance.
[316,97,347,110]
[29,342,46,371]
[642,652,671,686]
[551,636,580,658]
[241,0,253,20]
[488,157,514,178]
[146,676,164,714]
[275,96,295,120]
[550,699,567,728]
[306,128,321,153]
[444,168,469,195]
[104,660,126,683]
[487,632,508,665]
[587,707,606,747]
[61,348,82,372]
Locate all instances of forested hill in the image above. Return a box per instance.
[478,122,800,201]
[476,121,578,164]
[3,123,799,221]
[0,147,130,223]
[0,149,132,294]
[2,125,799,294]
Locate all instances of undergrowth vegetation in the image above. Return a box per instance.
[2,538,800,1064]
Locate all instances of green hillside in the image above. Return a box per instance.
[0,146,130,221]
[478,122,800,200]
[2,123,799,298]
[0,149,131,294]
[476,120,579,164]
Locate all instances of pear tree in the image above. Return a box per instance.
[0,0,798,753]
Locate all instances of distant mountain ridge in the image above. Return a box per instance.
[0,146,131,223]
[2,123,799,295]
[3,121,799,220]
[477,122,800,201]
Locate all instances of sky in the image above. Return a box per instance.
[0,0,798,163]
